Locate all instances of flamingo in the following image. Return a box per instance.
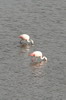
[19,34,34,45]
[29,51,47,61]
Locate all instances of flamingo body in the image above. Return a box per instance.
[19,34,30,42]
[19,34,34,44]
[29,51,47,61]
[29,51,42,57]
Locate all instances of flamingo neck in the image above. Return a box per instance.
[28,39,34,45]
[27,39,30,43]
[41,56,44,60]
[41,56,47,61]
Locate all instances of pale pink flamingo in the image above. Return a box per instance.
[29,51,47,61]
[19,34,34,45]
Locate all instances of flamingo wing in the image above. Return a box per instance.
[19,34,30,41]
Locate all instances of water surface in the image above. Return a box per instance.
[0,0,66,100]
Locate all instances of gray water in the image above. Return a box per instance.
[0,0,66,100]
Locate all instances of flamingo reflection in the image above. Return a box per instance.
[30,60,47,68]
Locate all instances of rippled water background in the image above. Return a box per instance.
[0,0,66,100]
